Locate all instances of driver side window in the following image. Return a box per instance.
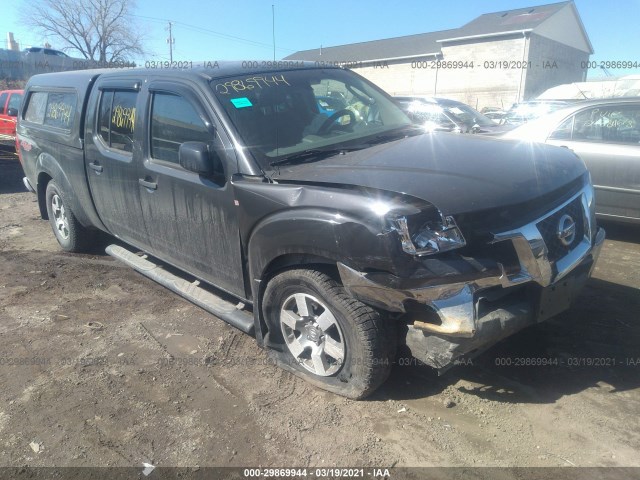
[150,92,211,164]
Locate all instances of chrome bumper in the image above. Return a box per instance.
[338,185,605,340]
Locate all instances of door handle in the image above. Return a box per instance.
[89,162,103,173]
[139,178,158,190]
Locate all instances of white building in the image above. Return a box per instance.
[285,1,593,110]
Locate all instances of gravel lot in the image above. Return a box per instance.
[1,146,639,473]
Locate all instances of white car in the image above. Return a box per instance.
[503,98,640,224]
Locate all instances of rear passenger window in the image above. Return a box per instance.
[97,90,137,152]
[98,91,113,145]
[0,93,7,114]
[150,93,210,164]
[23,91,76,130]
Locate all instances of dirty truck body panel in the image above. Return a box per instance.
[17,64,605,398]
[80,73,245,296]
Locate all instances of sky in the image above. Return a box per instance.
[2,0,640,79]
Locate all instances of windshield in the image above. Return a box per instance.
[442,104,495,128]
[503,102,568,125]
[211,68,413,169]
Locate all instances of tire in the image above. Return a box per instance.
[262,268,396,399]
[45,181,94,252]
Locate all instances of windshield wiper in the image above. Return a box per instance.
[359,125,424,147]
[268,126,422,168]
[269,146,364,168]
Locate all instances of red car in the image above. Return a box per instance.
[0,89,24,147]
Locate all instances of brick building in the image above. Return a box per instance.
[284,1,593,110]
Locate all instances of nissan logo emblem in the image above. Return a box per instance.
[557,214,576,246]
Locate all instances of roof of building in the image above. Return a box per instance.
[285,1,592,62]
[284,29,455,63]
[443,1,568,41]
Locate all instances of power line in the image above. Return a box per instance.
[127,13,296,53]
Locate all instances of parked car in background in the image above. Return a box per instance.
[0,89,24,147]
[502,100,571,126]
[394,96,513,135]
[503,97,640,223]
[23,47,69,57]
[481,106,508,124]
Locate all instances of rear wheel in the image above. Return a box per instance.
[262,268,396,399]
[45,181,94,252]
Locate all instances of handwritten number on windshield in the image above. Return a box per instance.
[215,75,290,95]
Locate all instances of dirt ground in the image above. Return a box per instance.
[1,147,639,472]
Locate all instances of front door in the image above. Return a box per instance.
[138,81,245,298]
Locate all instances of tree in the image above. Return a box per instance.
[22,0,144,62]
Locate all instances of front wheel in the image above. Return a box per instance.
[262,268,396,399]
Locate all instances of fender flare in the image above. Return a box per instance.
[36,152,106,230]
[246,207,387,346]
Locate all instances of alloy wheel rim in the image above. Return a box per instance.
[279,292,345,377]
[51,194,70,240]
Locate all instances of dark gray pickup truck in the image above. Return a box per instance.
[17,64,605,398]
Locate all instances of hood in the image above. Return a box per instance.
[272,133,586,215]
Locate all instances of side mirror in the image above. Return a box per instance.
[179,141,223,176]
[7,108,18,117]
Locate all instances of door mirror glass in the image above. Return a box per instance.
[7,107,18,117]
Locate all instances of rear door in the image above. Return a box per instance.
[547,103,640,221]
[138,80,245,297]
[84,78,151,249]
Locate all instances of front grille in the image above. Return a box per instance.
[454,174,586,244]
[536,197,585,262]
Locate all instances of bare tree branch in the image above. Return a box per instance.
[20,0,145,62]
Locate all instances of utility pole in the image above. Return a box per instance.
[272,5,276,62]
[167,21,174,62]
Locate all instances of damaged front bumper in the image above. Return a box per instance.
[338,186,606,370]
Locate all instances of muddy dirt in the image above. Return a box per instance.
[1,148,639,472]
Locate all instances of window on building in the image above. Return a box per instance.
[150,92,211,164]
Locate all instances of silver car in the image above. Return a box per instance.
[504,98,640,224]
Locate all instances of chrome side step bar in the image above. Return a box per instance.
[105,244,254,335]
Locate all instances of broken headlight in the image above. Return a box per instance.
[392,214,466,256]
